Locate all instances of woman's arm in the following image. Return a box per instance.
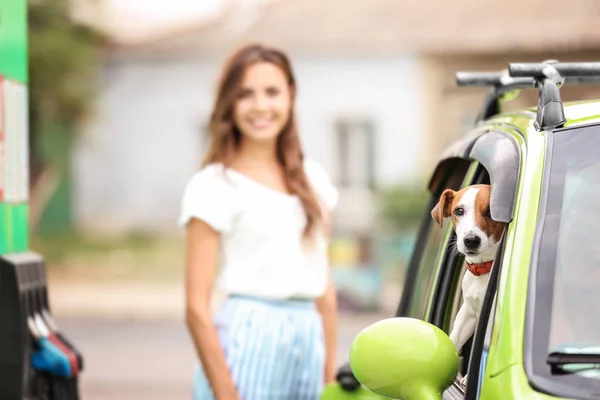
[185,218,240,400]
[315,277,338,384]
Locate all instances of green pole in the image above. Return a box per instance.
[0,0,29,255]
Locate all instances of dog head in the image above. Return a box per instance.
[431,184,506,263]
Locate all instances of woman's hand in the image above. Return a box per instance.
[324,364,337,385]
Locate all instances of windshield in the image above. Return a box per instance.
[537,124,600,358]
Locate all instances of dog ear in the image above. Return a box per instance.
[431,189,454,228]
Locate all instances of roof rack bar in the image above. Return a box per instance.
[456,73,600,88]
[456,72,532,88]
[456,72,506,87]
[509,62,600,78]
[457,61,600,130]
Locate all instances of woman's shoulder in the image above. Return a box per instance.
[183,163,234,194]
[178,163,239,230]
[195,162,226,179]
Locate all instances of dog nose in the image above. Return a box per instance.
[463,235,481,250]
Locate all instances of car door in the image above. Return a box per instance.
[396,126,494,322]
[424,129,522,400]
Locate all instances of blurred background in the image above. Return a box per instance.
[24,0,600,398]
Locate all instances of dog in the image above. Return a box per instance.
[431,184,506,385]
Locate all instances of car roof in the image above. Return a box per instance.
[429,100,600,224]
[431,63,600,222]
[483,99,600,135]
[552,100,600,127]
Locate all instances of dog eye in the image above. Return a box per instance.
[454,207,464,216]
[485,209,491,218]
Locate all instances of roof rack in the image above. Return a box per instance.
[456,60,600,131]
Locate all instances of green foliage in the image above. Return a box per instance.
[31,229,159,264]
[28,0,106,129]
[30,229,185,282]
[375,185,429,233]
[27,0,107,232]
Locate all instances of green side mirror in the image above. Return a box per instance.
[349,317,459,400]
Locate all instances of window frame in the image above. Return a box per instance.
[334,118,376,190]
[525,122,600,399]
[431,163,490,328]
[432,163,490,384]
[417,127,523,399]
[398,126,522,321]
[436,169,509,400]
[395,158,472,319]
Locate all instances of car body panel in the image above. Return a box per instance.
[479,126,548,397]
[335,94,600,400]
[480,364,559,400]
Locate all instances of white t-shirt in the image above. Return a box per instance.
[178,159,339,300]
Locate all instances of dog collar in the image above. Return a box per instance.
[466,260,493,276]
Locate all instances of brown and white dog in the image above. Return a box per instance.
[431,184,506,384]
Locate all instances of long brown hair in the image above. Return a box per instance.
[202,43,323,238]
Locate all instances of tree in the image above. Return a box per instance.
[376,185,429,233]
[27,0,106,232]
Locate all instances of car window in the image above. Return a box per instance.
[406,221,447,318]
[445,260,470,376]
[433,163,498,391]
[541,126,600,351]
[447,263,467,330]
[398,160,474,320]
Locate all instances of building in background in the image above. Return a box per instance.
[72,0,600,234]
[67,0,600,310]
[72,0,426,311]
[72,0,424,238]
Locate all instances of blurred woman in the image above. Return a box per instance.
[179,43,339,399]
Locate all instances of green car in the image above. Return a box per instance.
[327,61,600,400]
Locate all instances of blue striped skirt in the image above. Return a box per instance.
[193,295,325,400]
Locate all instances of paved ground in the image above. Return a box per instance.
[56,312,387,400]
[45,277,390,400]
